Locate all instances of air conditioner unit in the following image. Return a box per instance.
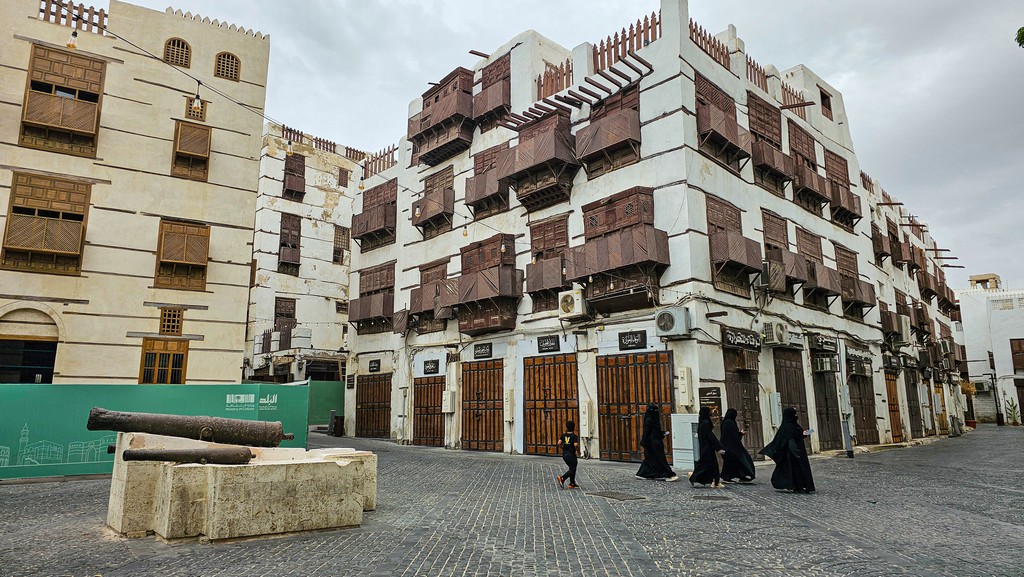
[813,355,839,373]
[759,261,786,293]
[655,307,691,338]
[762,322,790,347]
[883,354,901,371]
[939,338,953,356]
[918,349,932,368]
[734,349,760,371]
[941,358,951,371]
[558,289,587,320]
[895,314,912,346]
[975,381,990,392]
[848,359,870,376]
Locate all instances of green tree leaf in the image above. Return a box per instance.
[1017,26,1024,48]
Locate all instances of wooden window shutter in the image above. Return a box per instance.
[481,53,510,89]
[787,120,816,166]
[592,84,639,121]
[420,261,448,284]
[834,245,859,277]
[279,213,301,264]
[529,214,569,258]
[824,149,850,185]
[159,220,210,265]
[695,73,736,117]
[214,52,241,81]
[706,195,742,234]
[796,227,822,264]
[174,121,211,158]
[338,167,350,187]
[761,210,788,250]
[283,153,305,195]
[747,92,782,148]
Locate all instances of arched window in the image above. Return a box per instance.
[214,52,241,81]
[163,38,191,68]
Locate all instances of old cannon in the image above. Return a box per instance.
[122,447,254,465]
[87,407,294,447]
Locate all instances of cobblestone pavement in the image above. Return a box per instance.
[1,425,1021,577]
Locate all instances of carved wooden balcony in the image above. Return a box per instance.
[495,112,580,212]
[279,246,300,265]
[907,246,925,272]
[4,214,83,255]
[793,164,830,205]
[912,304,932,332]
[352,204,397,241]
[918,272,939,302]
[455,266,524,305]
[872,227,892,259]
[804,261,842,297]
[881,310,899,335]
[525,255,567,293]
[696,101,752,161]
[283,173,305,196]
[581,187,653,240]
[473,80,510,125]
[409,283,437,315]
[709,230,762,275]
[412,186,454,228]
[408,68,475,165]
[892,240,910,266]
[840,276,876,308]
[460,233,516,273]
[565,225,670,280]
[458,299,518,336]
[750,140,794,179]
[765,247,808,286]
[348,292,395,323]
[938,286,956,310]
[575,108,641,173]
[23,91,99,135]
[465,169,507,210]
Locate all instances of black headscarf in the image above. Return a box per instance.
[699,406,712,423]
[782,407,798,424]
[642,404,663,445]
[724,408,737,422]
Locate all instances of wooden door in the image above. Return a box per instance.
[355,373,392,438]
[904,371,925,438]
[461,360,503,452]
[921,378,935,435]
[724,349,764,455]
[774,348,809,429]
[596,351,674,463]
[849,375,880,444]
[523,353,578,456]
[413,376,444,446]
[935,383,949,435]
[885,372,904,442]
[813,373,843,450]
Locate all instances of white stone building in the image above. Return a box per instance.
[0,0,268,384]
[956,274,1024,424]
[244,123,362,383]
[344,0,966,461]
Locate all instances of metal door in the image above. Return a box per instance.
[904,371,925,438]
[885,372,904,443]
[523,353,579,456]
[813,373,843,450]
[596,351,674,463]
[413,376,444,446]
[774,348,810,429]
[355,373,392,438]
[849,374,880,444]
[461,360,504,452]
[724,349,764,455]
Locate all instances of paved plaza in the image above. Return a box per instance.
[1,425,1021,577]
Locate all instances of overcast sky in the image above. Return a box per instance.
[114,0,1023,289]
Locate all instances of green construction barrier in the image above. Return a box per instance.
[307,380,344,426]
[0,383,309,480]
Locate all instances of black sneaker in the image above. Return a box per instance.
[556,475,565,488]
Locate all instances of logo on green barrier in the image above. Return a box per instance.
[225,393,256,412]
[259,393,279,411]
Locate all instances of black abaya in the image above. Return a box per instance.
[636,404,677,479]
[720,408,756,482]
[759,407,815,493]
[690,407,722,486]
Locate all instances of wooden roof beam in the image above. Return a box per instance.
[596,69,623,88]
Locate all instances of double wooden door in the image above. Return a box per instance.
[885,372,904,443]
[355,373,392,438]
[461,360,504,452]
[596,351,674,463]
[934,383,949,435]
[774,349,809,430]
[813,373,843,450]
[724,350,764,455]
[523,354,579,456]
[904,371,925,438]
[413,376,444,446]
[849,375,879,444]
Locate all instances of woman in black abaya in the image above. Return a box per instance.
[635,404,679,481]
[689,406,724,487]
[720,408,756,483]
[759,407,815,493]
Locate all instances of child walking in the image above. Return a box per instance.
[556,421,581,489]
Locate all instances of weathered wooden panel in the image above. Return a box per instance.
[356,373,392,438]
[597,352,674,463]
[413,376,445,447]
[461,360,503,451]
[581,187,654,240]
[576,108,641,163]
[523,354,579,456]
[709,230,762,273]
[525,256,566,293]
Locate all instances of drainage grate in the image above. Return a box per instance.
[692,495,732,501]
[588,491,647,501]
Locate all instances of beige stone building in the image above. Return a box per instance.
[244,123,362,384]
[0,0,269,384]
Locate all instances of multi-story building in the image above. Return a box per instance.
[957,274,1024,424]
[0,0,268,384]
[343,0,966,457]
[244,123,362,384]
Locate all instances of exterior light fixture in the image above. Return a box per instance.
[67,30,78,50]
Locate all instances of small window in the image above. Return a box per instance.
[338,167,350,187]
[155,220,210,291]
[215,52,241,81]
[333,225,349,264]
[163,38,191,68]
[159,307,184,336]
[185,97,206,122]
[336,301,348,314]
[139,338,188,384]
[819,87,833,121]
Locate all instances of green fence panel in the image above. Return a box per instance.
[307,380,344,426]
[0,383,309,480]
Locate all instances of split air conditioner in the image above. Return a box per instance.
[655,307,691,338]
[558,289,587,320]
[762,322,790,347]
[895,314,912,346]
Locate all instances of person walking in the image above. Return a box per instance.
[759,407,815,493]
[719,408,756,483]
[556,421,580,489]
[689,406,725,487]
[635,404,679,481]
